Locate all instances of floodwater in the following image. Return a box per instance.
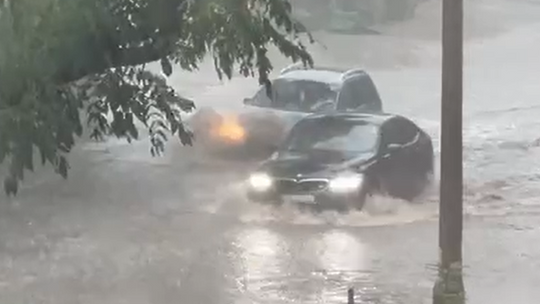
[1,0,540,303]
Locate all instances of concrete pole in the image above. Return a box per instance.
[433,0,465,303]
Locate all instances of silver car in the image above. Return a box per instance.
[189,63,384,159]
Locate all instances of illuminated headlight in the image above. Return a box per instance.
[248,173,273,191]
[328,174,364,193]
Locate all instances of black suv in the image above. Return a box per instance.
[246,112,435,212]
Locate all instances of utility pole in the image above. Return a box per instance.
[433,0,465,303]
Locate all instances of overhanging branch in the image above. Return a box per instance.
[55,41,175,84]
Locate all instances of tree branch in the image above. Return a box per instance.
[55,41,174,84]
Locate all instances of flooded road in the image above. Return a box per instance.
[1,0,540,303]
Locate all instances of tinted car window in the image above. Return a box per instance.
[283,118,380,153]
[252,79,336,111]
[336,82,357,111]
[251,85,273,107]
[355,76,381,107]
[336,76,381,111]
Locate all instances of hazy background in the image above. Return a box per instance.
[1,0,540,303]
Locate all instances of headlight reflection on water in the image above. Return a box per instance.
[230,228,375,303]
[315,230,369,274]
[312,230,374,302]
[232,228,292,302]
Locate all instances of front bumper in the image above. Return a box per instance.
[246,183,366,210]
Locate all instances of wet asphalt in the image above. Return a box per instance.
[1,0,540,303]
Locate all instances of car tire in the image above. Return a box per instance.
[389,172,430,202]
[410,171,434,202]
[352,176,371,211]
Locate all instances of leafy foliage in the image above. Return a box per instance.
[0,0,313,195]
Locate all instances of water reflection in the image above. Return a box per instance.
[232,227,292,303]
[310,229,375,302]
[231,227,384,303]
[315,229,368,273]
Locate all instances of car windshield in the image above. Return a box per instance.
[283,118,380,154]
[254,79,337,112]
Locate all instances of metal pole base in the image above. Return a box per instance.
[433,262,466,304]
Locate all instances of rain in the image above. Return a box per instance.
[1,0,540,303]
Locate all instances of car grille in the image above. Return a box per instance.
[275,178,329,194]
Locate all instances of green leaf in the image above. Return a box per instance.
[0,0,316,195]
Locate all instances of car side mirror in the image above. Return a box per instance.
[243,97,252,105]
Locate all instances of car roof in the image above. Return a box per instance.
[299,112,396,126]
[276,65,368,87]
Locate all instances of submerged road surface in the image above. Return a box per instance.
[1,0,540,303]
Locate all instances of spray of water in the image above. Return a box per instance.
[197,176,439,228]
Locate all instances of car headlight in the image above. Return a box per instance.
[248,173,273,191]
[328,174,364,193]
[211,115,246,143]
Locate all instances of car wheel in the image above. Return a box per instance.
[410,171,434,202]
[352,176,371,211]
[391,172,429,202]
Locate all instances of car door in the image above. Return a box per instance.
[243,82,309,139]
[377,117,421,198]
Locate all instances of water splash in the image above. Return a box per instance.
[199,179,439,228]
